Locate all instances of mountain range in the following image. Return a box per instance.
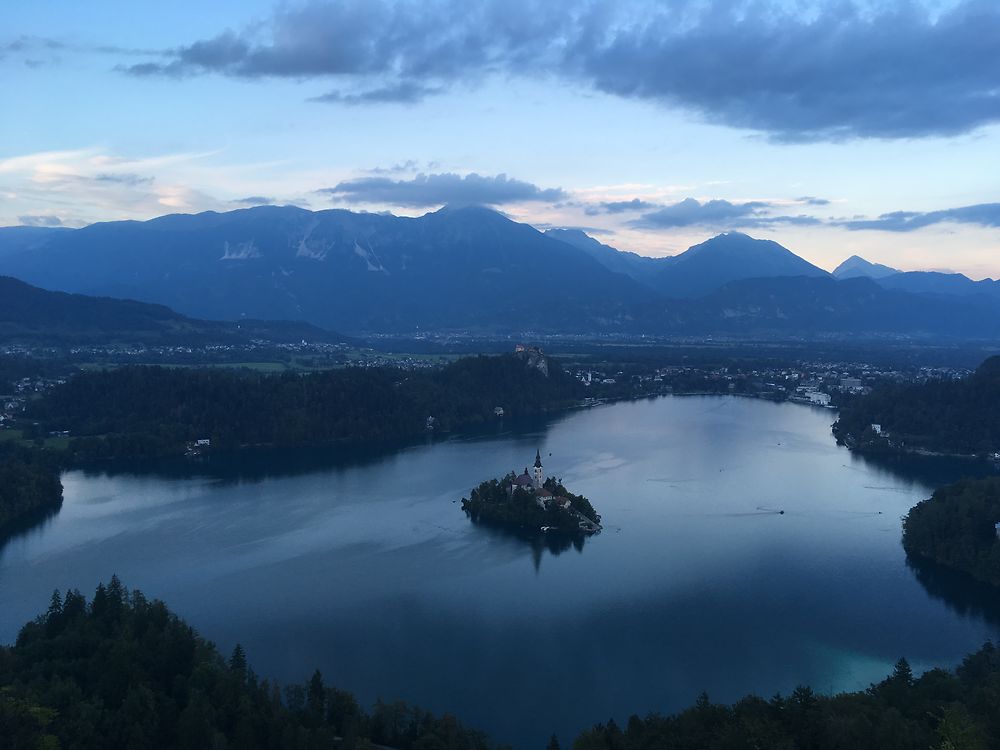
[1,205,998,340]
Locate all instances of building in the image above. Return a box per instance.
[806,391,831,406]
[508,451,559,506]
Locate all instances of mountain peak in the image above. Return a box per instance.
[653,232,828,298]
[832,254,900,280]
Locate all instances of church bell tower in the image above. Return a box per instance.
[533,449,544,489]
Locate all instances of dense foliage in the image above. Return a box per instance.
[0,578,502,750]
[573,650,1000,750]
[903,477,1000,587]
[0,442,62,534]
[834,356,1000,456]
[461,475,600,538]
[26,354,582,461]
[5,579,1000,749]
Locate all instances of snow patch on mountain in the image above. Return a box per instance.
[220,240,262,260]
[354,241,388,273]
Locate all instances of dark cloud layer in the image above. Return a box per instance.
[839,203,1000,232]
[629,198,823,230]
[319,172,566,206]
[119,0,1000,141]
[631,198,768,228]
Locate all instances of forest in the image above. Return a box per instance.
[25,353,584,462]
[833,356,1000,456]
[902,477,1000,587]
[0,442,62,535]
[573,647,1000,750]
[0,578,501,750]
[4,579,1000,749]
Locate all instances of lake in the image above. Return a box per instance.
[2,395,998,748]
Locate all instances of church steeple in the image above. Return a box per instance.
[534,450,542,469]
[533,449,544,489]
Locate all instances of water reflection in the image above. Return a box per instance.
[0,500,63,555]
[464,518,590,571]
[906,555,1000,629]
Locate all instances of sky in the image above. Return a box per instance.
[2,0,999,277]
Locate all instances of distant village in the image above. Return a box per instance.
[569,360,970,408]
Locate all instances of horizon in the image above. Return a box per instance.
[3,0,999,278]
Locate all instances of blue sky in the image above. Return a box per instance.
[2,0,999,276]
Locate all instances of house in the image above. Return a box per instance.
[494,407,505,417]
[871,424,882,436]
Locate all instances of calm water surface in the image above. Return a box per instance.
[2,396,998,748]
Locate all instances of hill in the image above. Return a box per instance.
[544,228,671,284]
[1,578,498,750]
[0,275,345,345]
[25,352,583,461]
[675,276,1000,338]
[833,254,900,279]
[903,477,1000,587]
[649,231,829,298]
[833,355,1000,455]
[877,270,1000,300]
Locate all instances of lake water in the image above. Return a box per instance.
[2,396,998,748]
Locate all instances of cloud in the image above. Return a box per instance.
[318,172,566,207]
[94,172,154,186]
[598,198,659,214]
[628,197,825,230]
[368,160,427,175]
[798,196,831,206]
[18,214,63,227]
[310,81,443,105]
[116,0,1000,141]
[839,203,1000,232]
[231,195,276,206]
[630,198,769,229]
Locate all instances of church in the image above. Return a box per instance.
[508,450,570,508]
[510,449,545,492]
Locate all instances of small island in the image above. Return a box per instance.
[461,450,602,539]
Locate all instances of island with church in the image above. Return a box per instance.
[461,450,602,539]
